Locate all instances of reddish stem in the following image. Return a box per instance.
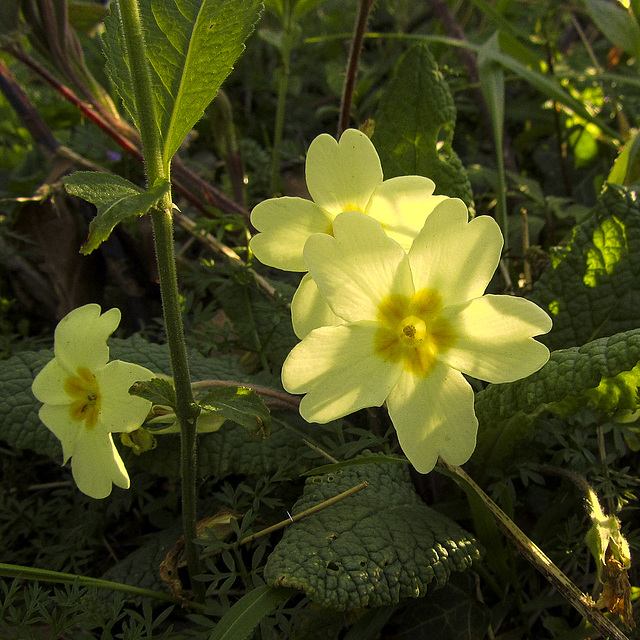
[338,0,375,137]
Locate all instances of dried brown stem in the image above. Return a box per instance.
[7,47,252,222]
[181,481,369,568]
[439,461,629,640]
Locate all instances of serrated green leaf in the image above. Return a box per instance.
[63,172,170,253]
[129,377,177,409]
[585,0,640,58]
[530,185,640,350]
[102,4,137,123]
[103,0,262,165]
[474,328,640,468]
[371,43,473,206]
[199,386,271,437]
[264,453,480,611]
[209,585,295,640]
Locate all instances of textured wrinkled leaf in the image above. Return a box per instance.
[530,186,640,350]
[0,350,62,458]
[551,361,640,418]
[199,386,270,437]
[372,43,473,206]
[387,573,491,640]
[474,329,640,468]
[585,0,640,58]
[63,172,170,253]
[264,454,480,611]
[103,0,262,165]
[209,585,296,640]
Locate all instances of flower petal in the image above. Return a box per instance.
[387,365,478,473]
[365,176,447,250]
[282,322,402,423]
[53,304,120,373]
[409,201,504,306]
[291,273,344,339]
[37,403,79,463]
[440,295,552,383]
[71,429,129,499]
[96,361,153,432]
[305,129,383,215]
[304,211,413,323]
[32,358,73,405]
[250,197,333,271]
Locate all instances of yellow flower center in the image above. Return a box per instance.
[64,366,102,430]
[374,289,456,377]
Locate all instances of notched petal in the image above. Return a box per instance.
[305,129,383,214]
[53,304,120,372]
[250,197,333,271]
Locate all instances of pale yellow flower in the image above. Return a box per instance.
[281,208,552,473]
[32,304,153,499]
[250,129,449,337]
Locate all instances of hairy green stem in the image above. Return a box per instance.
[117,0,203,601]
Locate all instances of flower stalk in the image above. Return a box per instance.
[438,461,630,640]
[117,0,203,601]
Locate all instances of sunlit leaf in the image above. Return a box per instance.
[103,0,262,165]
[63,172,170,254]
[530,186,640,349]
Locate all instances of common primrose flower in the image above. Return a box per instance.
[281,206,552,473]
[250,129,450,338]
[32,304,153,499]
